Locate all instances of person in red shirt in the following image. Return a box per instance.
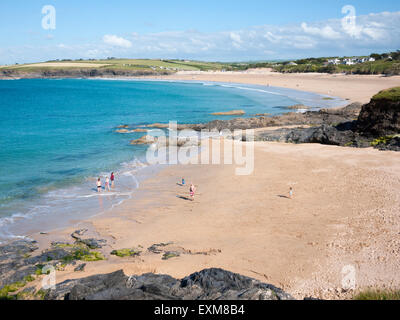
[110,172,115,188]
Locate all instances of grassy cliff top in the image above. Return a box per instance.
[372,87,400,102]
[0,59,231,73]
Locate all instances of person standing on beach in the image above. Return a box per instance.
[189,183,196,201]
[182,178,185,186]
[105,177,110,191]
[289,187,293,199]
[97,178,102,193]
[110,172,115,188]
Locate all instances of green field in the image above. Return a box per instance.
[0,58,232,74]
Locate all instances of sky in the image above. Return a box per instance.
[0,0,399,64]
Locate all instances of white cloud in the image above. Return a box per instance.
[2,11,400,64]
[301,23,341,39]
[102,35,132,48]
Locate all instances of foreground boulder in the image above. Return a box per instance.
[45,268,293,300]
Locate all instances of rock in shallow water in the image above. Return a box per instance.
[45,268,294,300]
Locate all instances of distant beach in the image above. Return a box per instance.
[149,69,400,104]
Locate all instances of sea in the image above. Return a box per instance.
[0,78,347,242]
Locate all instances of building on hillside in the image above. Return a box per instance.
[342,58,356,65]
[328,58,341,65]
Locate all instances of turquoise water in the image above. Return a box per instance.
[0,78,346,241]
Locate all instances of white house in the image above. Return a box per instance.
[342,58,356,65]
[369,57,376,62]
[328,58,341,65]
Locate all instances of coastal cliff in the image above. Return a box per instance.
[0,68,170,79]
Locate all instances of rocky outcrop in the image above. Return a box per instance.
[356,96,400,137]
[130,135,200,148]
[45,268,293,300]
[146,123,170,129]
[0,233,107,299]
[184,103,363,132]
[257,125,357,146]
[130,135,157,145]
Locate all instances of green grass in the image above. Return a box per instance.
[0,275,36,300]
[0,59,230,73]
[62,246,105,262]
[354,289,400,300]
[111,248,141,258]
[372,87,400,102]
[370,135,395,147]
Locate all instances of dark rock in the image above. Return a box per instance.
[287,125,355,145]
[74,264,86,272]
[162,251,180,260]
[25,248,71,264]
[76,238,107,249]
[257,125,356,146]
[356,98,400,137]
[70,229,107,249]
[148,242,174,254]
[45,268,294,300]
[71,229,88,239]
[0,266,37,288]
[375,136,400,151]
[0,239,38,256]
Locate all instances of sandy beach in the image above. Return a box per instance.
[149,69,400,104]
[30,137,400,299]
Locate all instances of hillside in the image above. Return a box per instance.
[0,59,235,79]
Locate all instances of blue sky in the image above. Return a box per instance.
[0,0,399,64]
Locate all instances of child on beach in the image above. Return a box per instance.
[97,178,102,193]
[182,178,185,186]
[289,187,293,199]
[189,183,196,201]
[110,172,115,188]
[105,177,110,191]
